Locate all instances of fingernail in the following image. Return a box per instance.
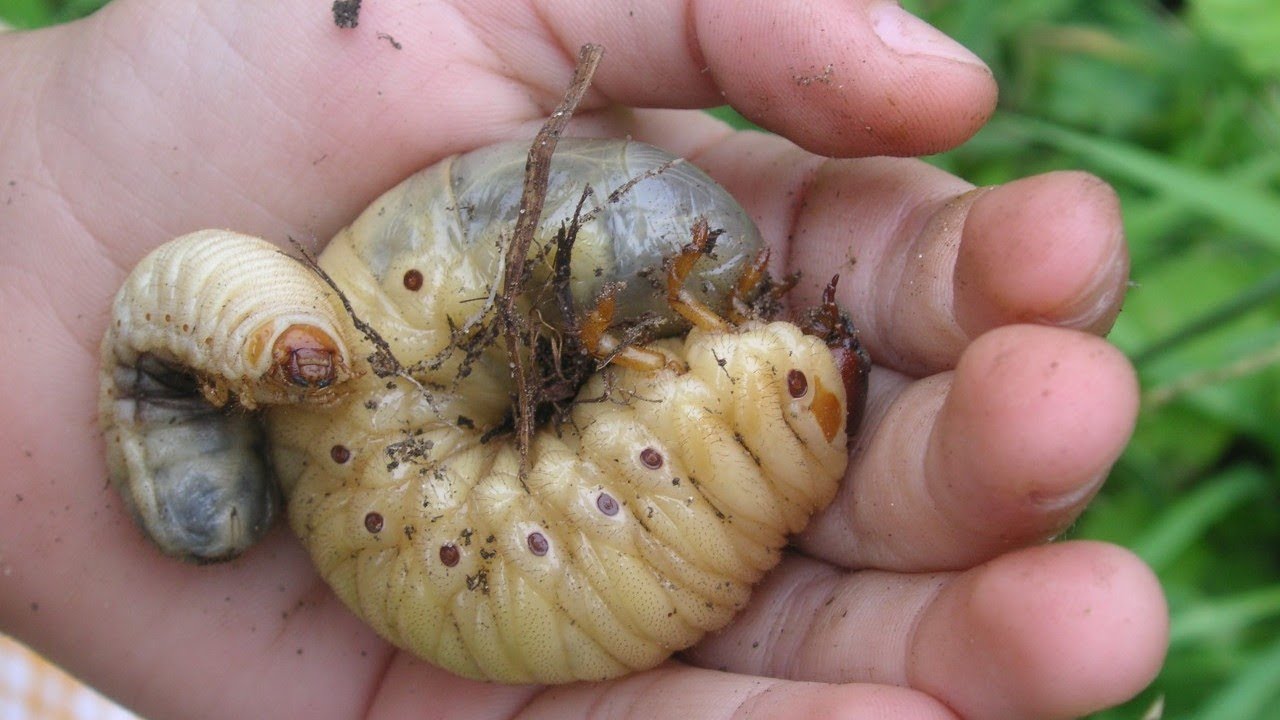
[871,2,986,67]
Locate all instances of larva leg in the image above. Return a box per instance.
[724,248,771,324]
[664,219,732,333]
[100,230,353,561]
[576,218,747,370]
[575,282,680,372]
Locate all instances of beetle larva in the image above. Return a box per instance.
[101,139,870,682]
[99,230,352,561]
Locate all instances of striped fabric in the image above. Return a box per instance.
[0,636,140,720]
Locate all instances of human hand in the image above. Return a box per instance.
[0,1,1166,718]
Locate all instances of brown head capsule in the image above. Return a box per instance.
[272,324,342,388]
[798,275,871,436]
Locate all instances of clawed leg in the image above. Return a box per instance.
[577,281,679,371]
[665,218,732,333]
[575,217,746,372]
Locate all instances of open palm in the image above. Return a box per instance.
[0,1,1166,718]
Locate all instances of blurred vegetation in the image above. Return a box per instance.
[0,0,101,27]
[4,0,1280,718]
[899,2,1280,718]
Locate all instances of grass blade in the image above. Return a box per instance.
[1195,634,1280,720]
[1171,585,1280,647]
[990,113,1280,252]
[1129,465,1267,571]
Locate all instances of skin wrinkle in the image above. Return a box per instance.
[796,571,862,680]
[777,567,841,678]
[799,365,906,563]
[878,377,952,567]
[29,36,118,256]
[777,158,827,287]
[357,648,401,720]
[883,190,977,375]
[727,678,806,720]
[681,0,711,97]
[526,3,599,106]
[454,0,602,116]
[901,572,949,694]
[1045,235,1128,332]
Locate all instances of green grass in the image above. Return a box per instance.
[914,3,1280,718]
[6,1,1280,718]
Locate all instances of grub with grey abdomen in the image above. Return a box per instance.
[99,138,870,683]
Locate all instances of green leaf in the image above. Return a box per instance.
[986,113,1280,253]
[1171,585,1280,647]
[1196,633,1280,720]
[1190,0,1280,77]
[1129,465,1267,572]
[0,0,55,27]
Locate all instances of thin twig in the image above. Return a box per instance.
[499,43,604,484]
[286,238,434,404]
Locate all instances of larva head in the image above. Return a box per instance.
[271,324,344,388]
[692,322,857,470]
[797,276,871,436]
[764,328,861,456]
[245,319,351,398]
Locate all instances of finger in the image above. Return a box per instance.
[798,324,1139,572]
[510,666,958,720]
[687,542,1168,720]
[666,129,1130,376]
[13,0,992,258]
[478,0,996,157]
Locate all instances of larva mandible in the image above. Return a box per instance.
[100,138,870,683]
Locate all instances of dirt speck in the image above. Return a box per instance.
[332,0,361,28]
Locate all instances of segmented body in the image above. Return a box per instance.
[100,139,858,683]
[100,231,350,560]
